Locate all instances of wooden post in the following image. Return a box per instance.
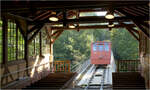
[2,17,8,64]
[16,23,19,78]
[1,17,8,85]
[117,60,119,72]
[49,27,53,62]
[24,36,29,76]
[39,31,42,56]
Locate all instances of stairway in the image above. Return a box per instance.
[23,72,75,89]
[112,72,145,90]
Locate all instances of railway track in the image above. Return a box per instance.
[76,65,112,90]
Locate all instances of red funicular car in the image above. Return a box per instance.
[91,41,111,65]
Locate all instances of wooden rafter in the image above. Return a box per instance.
[51,30,61,37]
[129,7,148,15]
[28,24,44,43]
[120,22,139,41]
[136,6,149,12]
[116,8,148,20]
[122,8,138,16]
[124,7,145,16]
[133,20,150,39]
[116,8,150,39]
[27,18,48,34]
[129,28,139,35]
[33,11,51,20]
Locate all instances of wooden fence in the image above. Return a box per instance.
[52,60,70,72]
[117,60,140,72]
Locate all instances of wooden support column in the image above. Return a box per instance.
[49,28,53,62]
[16,23,19,78]
[2,17,8,64]
[39,31,42,56]
[45,26,53,62]
[24,35,29,76]
[1,17,14,85]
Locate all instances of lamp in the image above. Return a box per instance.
[69,24,75,28]
[105,10,114,19]
[108,22,115,28]
[49,12,59,22]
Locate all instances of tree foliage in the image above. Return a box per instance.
[54,28,139,64]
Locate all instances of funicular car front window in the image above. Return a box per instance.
[104,43,109,51]
[93,43,97,51]
[99,44,103,51]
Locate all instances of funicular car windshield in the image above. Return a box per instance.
[93,42,109,52]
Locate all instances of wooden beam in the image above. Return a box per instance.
[28,18,48,34]
[1,13,32,22]
[122,8,139,16]
[79,9,106,12]
[119,22,139,41]
[116,8,148,21]
[51,30,61,37]
[136,6,149,12]
[129,28,139,35]
[123,7,145,16]
[33,11,51,21]
[130,7,149,15]
[2,1,148,12]
[28,24,44,43]
[27,24,41,34]
[133,20,150,39]
[126,27,139,41]
[30,16,147,25]
[15,20,25,39]
[51,30,64,44]
[51,24,135,30]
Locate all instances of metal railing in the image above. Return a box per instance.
[117,60,140,72]
[71,59,90,73]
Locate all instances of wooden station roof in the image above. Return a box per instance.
[1,1,150,39]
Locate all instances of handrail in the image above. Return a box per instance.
[71,59,90,73]
[1,60,70,78]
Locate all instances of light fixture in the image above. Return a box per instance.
[49,12,59,22]
[108,22,115,28]
[69,24,75,28]
[105,10,114,19]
